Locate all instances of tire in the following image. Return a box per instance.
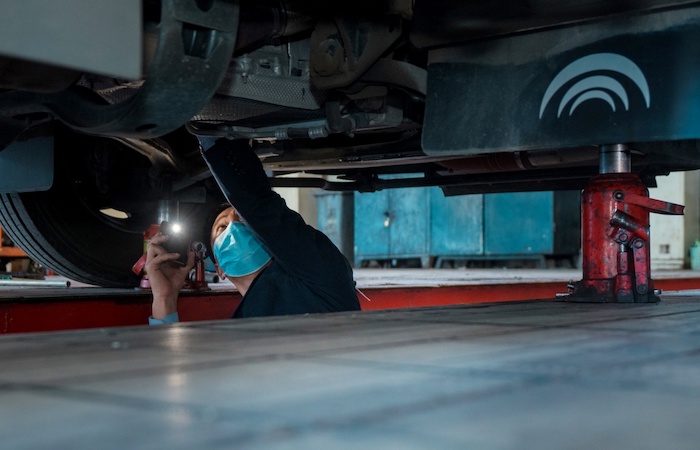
[0,127,222,288]
[0,131,153,288]
[0,190,143,288]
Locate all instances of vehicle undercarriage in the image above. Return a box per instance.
[1,0,700,287]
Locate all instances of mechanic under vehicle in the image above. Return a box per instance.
[3,1,700,448]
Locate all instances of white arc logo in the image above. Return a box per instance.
[539,53,651,119]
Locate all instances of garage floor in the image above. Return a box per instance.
[4,268,700,333]
[3,290,700,449]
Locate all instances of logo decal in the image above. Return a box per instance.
[539,53,650,119]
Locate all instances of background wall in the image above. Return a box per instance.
[649,170,700,269]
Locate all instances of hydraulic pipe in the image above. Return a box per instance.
[0,279,70,288]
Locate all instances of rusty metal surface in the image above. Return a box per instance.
[2,295,700,448]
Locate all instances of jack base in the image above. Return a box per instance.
[567,280,660,303]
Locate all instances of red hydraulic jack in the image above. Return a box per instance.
[569,144,684,303]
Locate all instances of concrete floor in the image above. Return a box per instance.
[3,291,700,449]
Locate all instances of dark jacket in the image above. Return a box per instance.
[202,140,361,318]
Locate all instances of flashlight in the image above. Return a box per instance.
[159,220,190,266]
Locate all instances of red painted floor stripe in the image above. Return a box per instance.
[3,277,700,334]
[358,282,568,310]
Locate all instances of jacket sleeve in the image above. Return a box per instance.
[201,139,354,290]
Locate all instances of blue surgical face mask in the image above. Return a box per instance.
[213,221,272,277]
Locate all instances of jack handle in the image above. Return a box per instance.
[609,211,648,243]
[614,192,684,215]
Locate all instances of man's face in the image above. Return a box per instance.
[210,206,242,247]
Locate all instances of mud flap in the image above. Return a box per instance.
[0,135,53,192]
[423,6,700,156]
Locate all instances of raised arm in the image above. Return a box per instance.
[201,139,353,290]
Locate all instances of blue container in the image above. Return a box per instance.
[484,192,553,255]
[354,186,431,267]
[353,187,580,268]
[429,187,483,257]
